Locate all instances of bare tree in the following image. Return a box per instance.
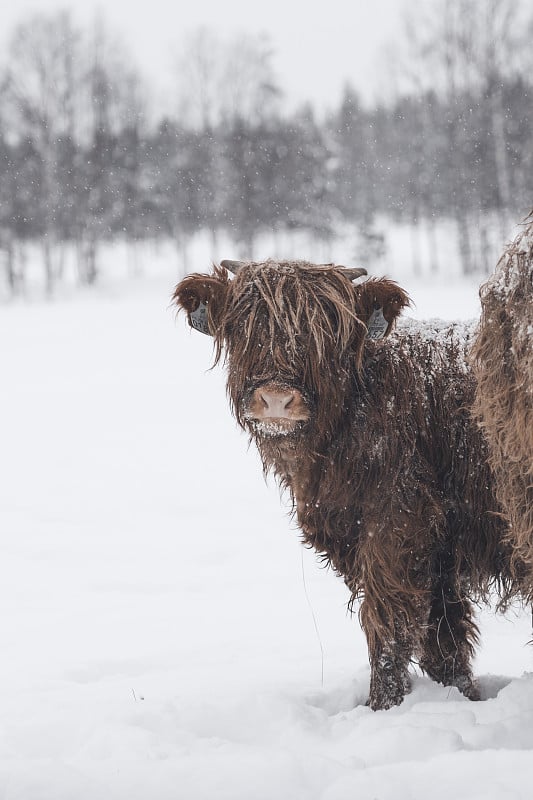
[3,11,84,293]
[175,28,281,128]
[175,28,223,130]
[218,32,281,125]
[397,0,530,273]
[77,15,147,284]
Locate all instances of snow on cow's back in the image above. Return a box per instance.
[386,317,477,385]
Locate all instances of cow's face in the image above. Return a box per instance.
[173,260,409,441]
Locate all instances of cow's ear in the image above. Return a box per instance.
[172,266,230,336]
[354,278,411,340]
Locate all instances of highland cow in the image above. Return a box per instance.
[470,214,533,592]
[173,259,518,711]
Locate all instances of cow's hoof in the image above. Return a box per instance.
[454,675,481,701]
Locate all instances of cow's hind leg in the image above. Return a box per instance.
[419,559,480,700]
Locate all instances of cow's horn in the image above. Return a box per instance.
[221,259,246,274]
[338,266,368,280]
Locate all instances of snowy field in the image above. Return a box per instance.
[1,261,532,799]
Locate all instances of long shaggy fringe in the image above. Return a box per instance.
[470,213,533,593]
[220,261,408,441]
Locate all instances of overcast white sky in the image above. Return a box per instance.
[0,0,405,111]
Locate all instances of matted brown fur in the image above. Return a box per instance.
[470,213,533,591]
[173,259,520,711]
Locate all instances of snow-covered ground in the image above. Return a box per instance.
[1,268,531,799]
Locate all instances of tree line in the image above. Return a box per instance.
[1,1,532,296]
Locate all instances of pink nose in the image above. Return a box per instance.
[248,384,309,423]
[258,389,296,416]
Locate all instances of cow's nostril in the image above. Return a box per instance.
[284,394,294,409]
[260,393,269,409]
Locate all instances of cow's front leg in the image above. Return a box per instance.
[361,607,414,711]
[356,530,432,710]
[354,495,438,710]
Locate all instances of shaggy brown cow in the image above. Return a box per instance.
[173,259,518,711]
[470,214,533,593]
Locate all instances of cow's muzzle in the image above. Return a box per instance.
[245,383,310,436]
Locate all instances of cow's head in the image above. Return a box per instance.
[173,259,410,442]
